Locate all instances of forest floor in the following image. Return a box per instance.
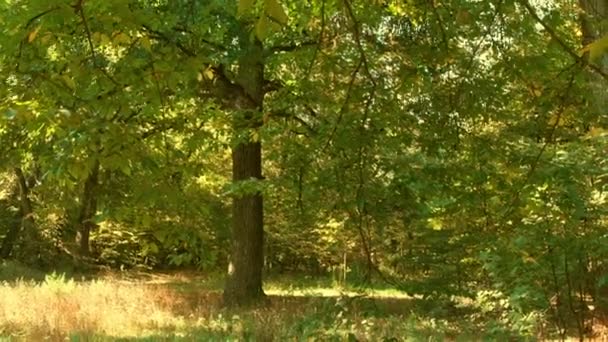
[0,262,604,341]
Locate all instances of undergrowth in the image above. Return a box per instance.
[0,267,589,341]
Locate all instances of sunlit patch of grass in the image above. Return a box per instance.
[263,273,412,299]
[0,271,445,340]
[0,273,207,340]
[0,271,552,340]
[264,284,411,299]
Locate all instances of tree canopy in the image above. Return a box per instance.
[0,0,607,338]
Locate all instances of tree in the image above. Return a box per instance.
[0,0,294,305]
[1,3,608,336]
[579,0,608,111]
[215,26,267,306]
[0,168,37,259]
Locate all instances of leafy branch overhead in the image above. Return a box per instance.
[0,0,607,338]
[238,0,289,40]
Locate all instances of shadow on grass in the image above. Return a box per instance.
[0,260,49,282]
[58,293,482,341]
[0,268,532,341]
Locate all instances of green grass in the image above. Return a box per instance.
[0,267,568,341]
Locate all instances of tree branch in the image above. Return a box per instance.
[267,40,317,55]
[517,0,608,81]
[321,57,363,151]
[305,0,327,78]
[74,0,120,86]
[142,25,197,57]
[24,6,60,28]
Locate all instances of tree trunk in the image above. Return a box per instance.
[1,168,36,259]
[579,0,608,110]
[579,0,608,49]
[579,0,608,320]
[223,141,265,306]
[222,36,267,307]
[0,215,20,259]
[76,159,100,256]
[1,171,23,259]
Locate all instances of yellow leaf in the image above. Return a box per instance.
[27,26,40,43]
[428,218,442,230]
[388,3,405,16]
[250,130,260,142]
[521,252,537,264]
[203,67,214,80]
[265,0,288,25]
[582,34,608,62]
[238,0,256,16]
[586,127,607,138]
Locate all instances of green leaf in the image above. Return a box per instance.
[119,161,132,176]
[147,242,159,254]
[238,0,256,17]
[141,214,152,227]
[140,36,152,51]
[265,0,288,25]
[3,108,17,120]
[582,34,608,62]
[255,15,271,40]
[61,75,76,90]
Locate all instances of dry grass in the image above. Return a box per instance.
[0,275,200,340]
[2,271,603,341]
[0,271,424,341]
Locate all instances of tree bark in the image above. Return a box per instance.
[76,159,100,256]
[579,0,608,319]
[223,141,265,306]
[1,168,36,259]
[579,0,608,110]
[222,36,267,307]
[0,215,20,259]
[1,171,23,259]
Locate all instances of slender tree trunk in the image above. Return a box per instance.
[579,0,608,47]
[0,215,20,259]
[579,0,608,110]
[1,171,23,258]
[76,159,100,256]
[579,0,608,324]
[222,36,266,307]
[1,168,36,259]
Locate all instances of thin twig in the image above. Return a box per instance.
[321,58,363,152]
[428,0,449,50]
[517,0,608,81]
[24,6,60,28]
[305,0,326,78]
[74,0,120,86]
[500,74,577,224]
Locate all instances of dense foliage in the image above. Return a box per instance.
[1,0,607,338]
